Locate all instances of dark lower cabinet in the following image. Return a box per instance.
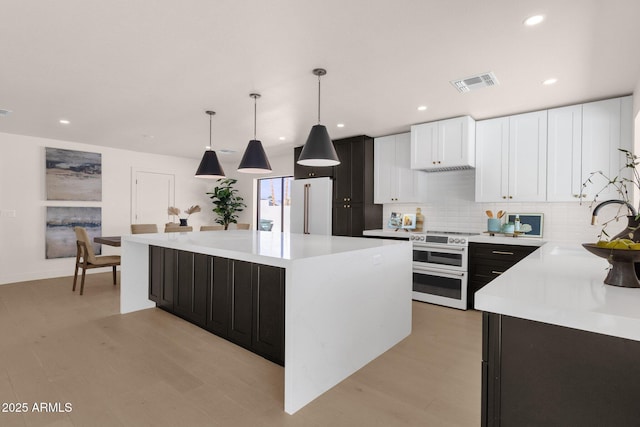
[482,312,640,426]
[468,243,538,309]
[205,257,229,337]
[228,260,254,349]
[149,246,285,366]
[252,263,285,363]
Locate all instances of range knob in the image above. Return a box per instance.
[454,238,460,244]
[460,238,466,244]
[448,237,454,244]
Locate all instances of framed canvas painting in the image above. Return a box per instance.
[46,207,102,259]
[46,147,102,201]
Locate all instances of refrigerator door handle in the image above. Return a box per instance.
[303,183,310,234]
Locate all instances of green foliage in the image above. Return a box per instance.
[206,178,247,230]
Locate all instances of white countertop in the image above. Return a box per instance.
[362,229,411,239]
[475,242,640,342]
[123,230,409,267]
[468,234,545,247]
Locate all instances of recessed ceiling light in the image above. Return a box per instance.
[0,109,12,117]
[542,78,558,85]
[218,149,236,155]
[59,119,70,125]
[524,15,544,26]
[337,123,345,128]
[417,106,428,111]
[279,136,286,141]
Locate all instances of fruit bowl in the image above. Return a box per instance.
[582,243,640,288]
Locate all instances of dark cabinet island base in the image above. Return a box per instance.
[482,312,640,426]
[149,245,284,366]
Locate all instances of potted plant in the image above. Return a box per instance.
[583,148,640,241]
[206,178,246,230]
[167,205,201,226]
[582,149,640,287]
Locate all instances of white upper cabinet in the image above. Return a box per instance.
[475,111,547,202]
[411,116,475,170]
[374,132,426,204]
[547,96,633,202]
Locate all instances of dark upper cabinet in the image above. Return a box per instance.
[293,146,335,179]
[331,135,381,237]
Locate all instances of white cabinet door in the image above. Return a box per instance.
[374,135,395,203]
[509,110,547,202]
[410,122,438,169]
[475,117,509,202]
[438,116,476,169]
[475,112,547,202]
[375,133,426,204]
[547,105,583,201]
[581,96,633,202]
[395,132,425,202]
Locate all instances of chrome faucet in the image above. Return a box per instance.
[591,199,638,225]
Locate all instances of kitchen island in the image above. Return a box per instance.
[121,230,412,414]
[475,242,640,426]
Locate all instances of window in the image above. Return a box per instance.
[257,176,293,233]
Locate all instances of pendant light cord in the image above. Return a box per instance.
[317,74,321,124]
[209,113,212,150]
[254,95,257,140]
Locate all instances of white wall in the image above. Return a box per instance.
[0,132,226,285]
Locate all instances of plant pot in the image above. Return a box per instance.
[582,244,640,288]
[179,218,188,227]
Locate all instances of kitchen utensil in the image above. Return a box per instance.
[497,210,505,219]
[486,210,493,218]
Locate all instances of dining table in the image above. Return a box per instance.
[94,236,121,247]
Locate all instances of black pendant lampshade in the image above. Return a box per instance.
[238,93,272,173]
[297,68,340,167]
[195,111,226,179]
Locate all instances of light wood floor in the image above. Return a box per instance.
[0,273,482,426]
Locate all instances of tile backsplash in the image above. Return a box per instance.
[380,169,632,243]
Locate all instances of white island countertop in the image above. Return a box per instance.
[124,230,408,267]
[475,242,640,342]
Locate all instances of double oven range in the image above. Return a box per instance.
[409,231,478,310]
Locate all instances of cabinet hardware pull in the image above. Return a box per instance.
[502,196,507,199]
[347,205,350,208]
[491,271,504,275]
[432,161,436,164]
[437,161,441,164]
[492,250,514,255]
[509,196,513,199]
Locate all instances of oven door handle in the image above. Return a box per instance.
[413,265,466,277]
[413,245,465,252]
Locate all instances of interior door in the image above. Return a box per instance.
[132,170,175,226]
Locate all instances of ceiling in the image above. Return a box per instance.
[1,0,639,164]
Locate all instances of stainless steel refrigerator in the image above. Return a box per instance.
[290,177,332,235]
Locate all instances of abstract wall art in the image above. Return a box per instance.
[46,207,102,259]
[45,147,102,201]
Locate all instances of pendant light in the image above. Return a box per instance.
[195,110,225,179]
[238,93,272,173]
[297,68,340,167]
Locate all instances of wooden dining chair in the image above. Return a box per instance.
[200,225,223,231]
[165,223,193,232]
[131,223,158,234]
[235,223,250,230]
[73,226,121,295]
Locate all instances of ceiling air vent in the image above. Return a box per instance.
[450,72,499,93]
